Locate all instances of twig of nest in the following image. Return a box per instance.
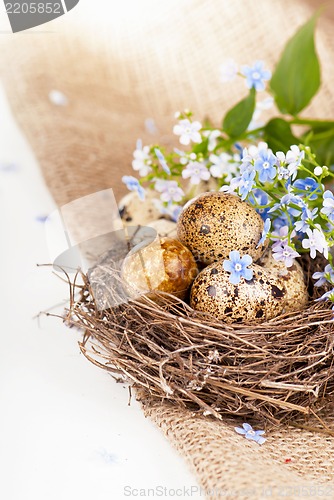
[64,252,334,429]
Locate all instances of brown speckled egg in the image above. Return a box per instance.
[258,250,308,313]
[190,261,286,323]
[121,237,198,300]
[177,192,268,265]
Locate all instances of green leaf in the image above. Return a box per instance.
[264,118,299,152]
[192,137,209,155]
[270,14,321,115]
[303,124,334,166]
[223,88,256,137]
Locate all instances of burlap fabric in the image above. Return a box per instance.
[142,402,334,497]
[2,0,334,497]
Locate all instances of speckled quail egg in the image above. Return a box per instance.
[190,261,286,323]
[258,250,308,313]
[119,190,161,226]
[121,237,198,300]
[122,219,177,248]
[146,219,177,238]
[177,192,268,266]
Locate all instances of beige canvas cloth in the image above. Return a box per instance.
[2,0,334,497]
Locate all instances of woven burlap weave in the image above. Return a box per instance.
[2,0,334,497]
[142,401,334,496]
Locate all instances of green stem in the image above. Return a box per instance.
[307,128,334,141]
[289,117,334,127]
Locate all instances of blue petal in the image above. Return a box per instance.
[242,423,253,432]
[245,433,258,441]
[258,170,266,183]
[137,186,146,201]
[254,61,264,71]
[256,436,266,445]
[223,260,234,273]
[229,272,241,285]
[264,218,271,232]
[269,166,277,179]
[235,427,246,435]
[242,268,253,281]
[155,148,171,175]
[35,215,48,223]
[229,250,240,262]
[241,254,252,266]
[255,81,265,92]
[122,175,138,187]
[239,188,248,201]
[324,190,334,200]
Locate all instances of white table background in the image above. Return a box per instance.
[0,81,202,500]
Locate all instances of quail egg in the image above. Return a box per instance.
[121,237,198,300]
[119,190,161,226]
[122,219,177,248]
[177,192,268,266]
[190,260,286,323]
[146,219,177,238]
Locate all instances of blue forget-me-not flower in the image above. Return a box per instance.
[312,264,334,287]
[132,139,152,177]
[182,161,210,185]
[235,423,266,445]
[254,149,277,183]
[241,61,271,92]
[293,177,322,201]
[238,170,256,200]
[173,118,202,146]
[154,179,184,203]
[223,251,253,285]
[122,175,146,201]
[321,190,334,222]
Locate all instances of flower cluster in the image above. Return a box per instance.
[122,110,244,217]
[121,23,334,310]
[123,111,334,308]
[224,142,333,262]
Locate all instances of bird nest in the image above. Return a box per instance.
[65,249,334,429]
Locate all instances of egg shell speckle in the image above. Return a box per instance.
[258,250,308,313]
[177,192,267,265]
[190,261,286,323]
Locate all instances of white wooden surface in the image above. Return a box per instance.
[0,81,202,500]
